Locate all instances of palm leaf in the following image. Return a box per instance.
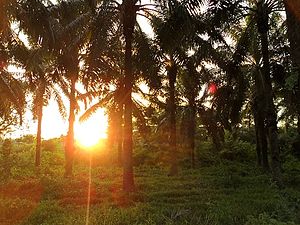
[79,91,114,122]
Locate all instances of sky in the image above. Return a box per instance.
[9,95,108,140]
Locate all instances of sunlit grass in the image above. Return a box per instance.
[0,139,299,225]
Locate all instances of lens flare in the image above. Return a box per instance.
[208,82,217,95]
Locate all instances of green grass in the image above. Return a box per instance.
[0,142,300,225]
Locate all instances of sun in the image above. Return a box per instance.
[75,109,108,148]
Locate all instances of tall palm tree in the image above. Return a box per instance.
[17,0,91,175]
[82,18,161,169]
[24,50,66,167]
[253,0,282,184]
[85,0,166,190]
[9,34,67,167]
[55,4,91,177]
[206,0,283,184]
[178,57,205,168]
[284,0,300,135]
[152,0,199,175]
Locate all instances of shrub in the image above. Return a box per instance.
[196,141,218,166]
[133,139,161,166]
[237,127,256,144]
[0,139,13,180]
[42,138,62,152]
[220,134,256,162]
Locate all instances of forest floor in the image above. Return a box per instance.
[0,144,300,225]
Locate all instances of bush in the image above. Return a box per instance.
[0,139,13,180]
[133,139,161,166]
[196,141,218,166]
[278,128,299,158]
[220,133,256,162]
[42,138,62,152]
[237,127,256,144]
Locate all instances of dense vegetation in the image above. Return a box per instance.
[1,0,300,224]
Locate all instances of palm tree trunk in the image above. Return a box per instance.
[253,105,269,170]
[35,101,43,167]
[189,105,196,169]
[187,95,196,168]
[200,109,222,152]
[254,117,262,166]
[260,124,269,170]
[168,62,178,176]
[297,74,300,136]
[257,9,282,185]
[35,83,45,167]
[65,76,76,177]
[117,104,123,166]
[253,69,269,170]
[122,0,136,192]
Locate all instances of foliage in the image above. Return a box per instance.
[42,138,62,152]
[0,139,13,180]
[0,108,20,137]
[133,132,168,167]
[196,141,218,166]
[220,132,256,162]
[15,135,35,144]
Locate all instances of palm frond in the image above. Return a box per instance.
[52,88,67,120]
[0,71,25,124]
[79,92,114,122]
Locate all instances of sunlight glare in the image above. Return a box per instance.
[75,109,108,148]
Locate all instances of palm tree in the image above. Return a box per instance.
[17,0,91,175]
[82,19,161,169]
[24,51,66,167]
[9,35,67,167]
[84,0,165,190]
[205,0,283,184]
[151,0,199,175]
[284,0,300,135]
[178,57,205,168]
[120,0,139,191]
[253,0,282,183]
